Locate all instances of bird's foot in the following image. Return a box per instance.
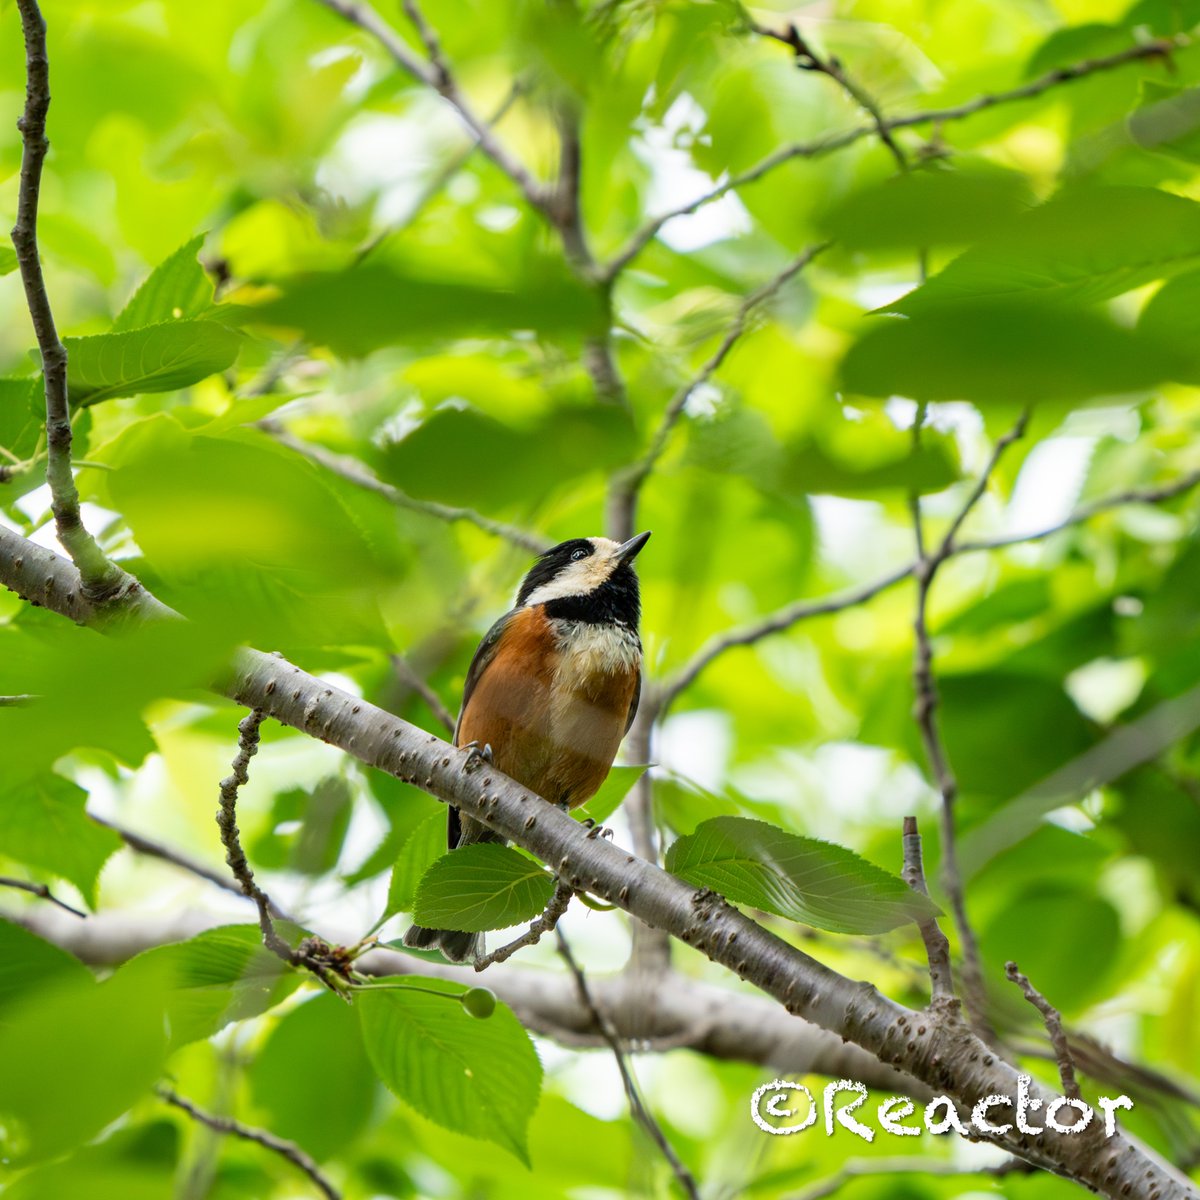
[461,741,493,774]
[582,818,614,840]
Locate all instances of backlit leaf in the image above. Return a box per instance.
[665,816,939,934]
[113,233,214,331]
[413,843,554,932]
[358,979,542,1162]
[66,320,240,406]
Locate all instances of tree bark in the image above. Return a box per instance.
[0,524,1195,1200]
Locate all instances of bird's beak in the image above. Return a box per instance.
[615,531,651,564]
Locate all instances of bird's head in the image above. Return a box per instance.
[516,532,650,624]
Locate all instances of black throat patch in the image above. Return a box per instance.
[541,564,641,627]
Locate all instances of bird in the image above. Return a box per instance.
[404,531,650,962]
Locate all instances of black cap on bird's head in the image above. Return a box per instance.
[517,532,650,626]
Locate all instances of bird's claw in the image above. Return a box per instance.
[583,818,614,840]
[461,741,494,774]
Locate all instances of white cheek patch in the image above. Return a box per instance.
[523,541,619,606]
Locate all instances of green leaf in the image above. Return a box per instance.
[1,619,233,788]
[0,246,16,275]
[979,886,1120,1010]
[357,979,542,1162]
[65,320,240,406]
[0,377,43,465]
[413,844,554,933]
[0,777,121,908]
[116,924,303,1047]
[375,402,636,511]
[0,962,169,1161]
[841,301,1184,407]
[86,416,395,649]
[382,807,449,923]
[0,919,93,1015]
[112,233,214,331]
[576,764,647,824]
[1139,268,1200,382]
[250,994,377,1160]
[664,816,940,934]
[1129,81,1200,166]
[250,777,352,876]
[241,260,603,358]
[821,164,1032,251]
[885,187,1200,314]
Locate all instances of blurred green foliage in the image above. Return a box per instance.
[1,0,1199,1195]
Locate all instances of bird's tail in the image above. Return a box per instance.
[401,923,484,964]
[401,808,500,964]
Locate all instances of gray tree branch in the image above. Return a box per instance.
[0,527,1194,1197]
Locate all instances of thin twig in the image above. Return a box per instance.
[356,80,523,262]
[0,693,36,707]
[158,1086,340,1200]
[900,817,954,1003]
[0,875,86,918]
[656,460,1200,710]
[956,465,1200,553]
[909,412,1029,1034]
[92,813,292,918]
[606,243,827,541]
[934,411,1031,562]
[602,34,1183,278]
[652,563,914,717]
[319,0,626,413]
[215,710,294,962]
[390,654,455,734]
[260,422,549,553]
[474,879,574,970]
[1006,961,1081,1100]
[753,21,908,171]
[315,0,547,215]
[556,930,701,1200]
[11,0,126,601]
[552,96,627,408]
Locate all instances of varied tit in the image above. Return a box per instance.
[404,531,651,963]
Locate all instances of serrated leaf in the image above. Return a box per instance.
[886,187,1200,315]
[413,844,554,932]
[0,777,121,908]
[665,816,939,934]
[382,808,448,923]
[116,924,303,1047]
[841,301,1184,407]
[113,234,214,331]
[65,320,240,406]
[358,979,542,1162]
[576,764,647,824]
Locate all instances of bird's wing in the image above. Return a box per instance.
[625,663,641,735]
[453,608,517,746]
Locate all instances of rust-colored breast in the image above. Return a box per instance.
[456,607,637,808]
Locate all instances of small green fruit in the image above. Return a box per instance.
[461,986,496,1019]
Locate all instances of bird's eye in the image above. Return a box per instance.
[570,548,588,561]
